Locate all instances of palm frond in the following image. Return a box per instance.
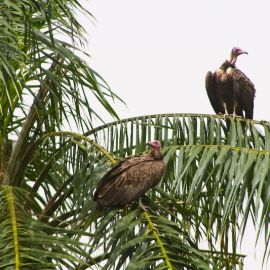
[83,113,270,267]
[0,0,122,185]
[3,112,261,268]
[0,185,97,270]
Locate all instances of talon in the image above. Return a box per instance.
[139,197,149,211]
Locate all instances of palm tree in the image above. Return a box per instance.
[1,1,269,270]
[84,114,270,269]
[0,0,121,268]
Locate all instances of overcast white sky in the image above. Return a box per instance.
[83,0,270,268]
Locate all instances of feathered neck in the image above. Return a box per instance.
[220,60,234,70]
[149,148,163,160]
[229,52,238,66]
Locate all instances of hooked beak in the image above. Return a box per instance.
[239,50,248,55]
[146,141,154,148]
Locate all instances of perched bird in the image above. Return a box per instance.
[94,140,165,209]
[205,47,256,119]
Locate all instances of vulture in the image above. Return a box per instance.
[94,140,165,209]
[205,47,256,119]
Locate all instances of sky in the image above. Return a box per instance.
[86,0,270,123]
[82,0,270,268]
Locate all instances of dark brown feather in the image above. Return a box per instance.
[232,68,256,119]
[205,71,225,114]
[94,153,165,208]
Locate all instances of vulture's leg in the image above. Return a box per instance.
[123,204,130,215]
[139,197,149,211]
[232,104,240,120]
[232,109,236,120]
[223,103,229,120]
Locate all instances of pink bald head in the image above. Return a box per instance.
[146,140,161,149]
[231,47,248,56]
[230,47,248,65]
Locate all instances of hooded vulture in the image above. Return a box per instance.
[205,47,256,119]
[94,140,165,209]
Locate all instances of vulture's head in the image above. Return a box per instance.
[230,47,248,65]
[231,47,248,56]
[147,140,162,159]
[147,140,161,150]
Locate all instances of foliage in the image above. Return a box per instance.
[0,0,120,186]
[82,113,270,269]
[0,0,120,268]
[0,0,269,269]
[3,110,270,268]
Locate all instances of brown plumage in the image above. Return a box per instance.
[205,47,256,119]
[94,140,165,209]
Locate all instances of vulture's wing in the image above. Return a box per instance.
[94,156,143,200]
[232,68,256,119]
[205,71,223,114]
[94,156,164,207]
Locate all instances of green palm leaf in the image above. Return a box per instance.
[0,0,122,185]
[84,113,270,268]
[0,0,269,269]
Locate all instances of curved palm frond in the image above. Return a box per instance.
[0,185,97,270]
[10,113,262,269]
[4,112,265,268]
[82,113,270,268]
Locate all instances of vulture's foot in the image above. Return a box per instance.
[139,197,149,211]
[123,204,132,214]
[223,113,229,121]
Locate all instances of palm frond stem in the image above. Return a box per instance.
[85,113,269,136]
[4,185,20,270]
[163,144,270,156]
[143,211,173,270]
[43,131,117,164]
